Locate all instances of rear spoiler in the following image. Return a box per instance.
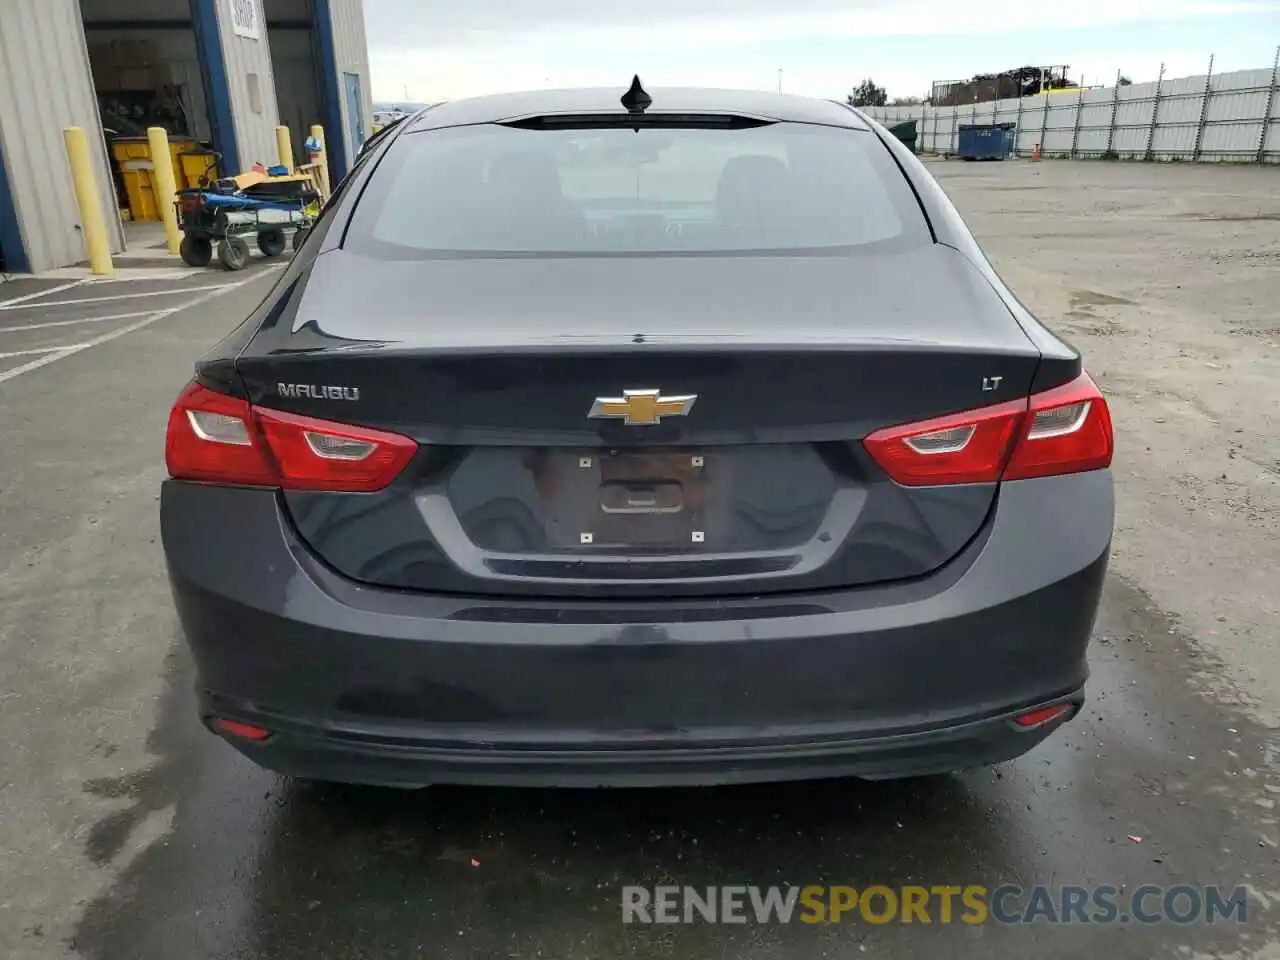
[499,112,776,131]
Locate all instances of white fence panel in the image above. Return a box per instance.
[1120,81,1159,101]
[1111,126,1149,156]
[1199,121,1266,158]
[1207,90,1269,123]
[1266,121,1280,155]
[1150,123,1199,157]
[861,55,1278,162]
[1079,102,1113,129]
[1159,93,1204,125]
[1115,99,1154,128]
[1212,68,1272,91]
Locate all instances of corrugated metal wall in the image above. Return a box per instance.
[863,58,1280,163]
[327,0,372,167]
[0,0,124,273]
[215,0,281,171]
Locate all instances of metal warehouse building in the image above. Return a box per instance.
[0,0,372,274]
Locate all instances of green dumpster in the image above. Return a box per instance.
[887,120,919,154]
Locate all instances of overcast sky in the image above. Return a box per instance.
[363,0,1280,102]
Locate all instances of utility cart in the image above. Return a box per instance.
[176,168,322,270]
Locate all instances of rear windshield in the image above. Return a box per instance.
[344,121,929,258]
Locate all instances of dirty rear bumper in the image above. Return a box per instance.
[162,470,1112,788]
[197,688,1085,787]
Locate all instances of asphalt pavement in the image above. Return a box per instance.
[0,259,280,383]
[2,163,1279,960]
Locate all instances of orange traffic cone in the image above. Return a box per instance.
[1032,142,1042,161]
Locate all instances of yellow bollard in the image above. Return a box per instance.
[62,127,114,276]
[308,124,331,201]
[275,125,295,173]
[146,127,182,256]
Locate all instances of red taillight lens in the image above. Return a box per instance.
[863,373,1112,486]
[165,381,417,492]
[1002,373,1114,481]
[165,382,277,486]
[254,406,419,491]
[862,398,1027,486]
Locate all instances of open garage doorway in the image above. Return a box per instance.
[73,0,343,249]
[264,0,321,173]
[76,0,226,249]
[264,0,352,185]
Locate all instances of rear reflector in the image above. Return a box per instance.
[166,381,417,492]
[211,717,272,741]
[863,372,1113,486]
[1013,703,1074,728]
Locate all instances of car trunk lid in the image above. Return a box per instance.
[235,246,1043,598]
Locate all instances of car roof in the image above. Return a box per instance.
[405,87,869,132]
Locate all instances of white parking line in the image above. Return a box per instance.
[0,278,255,386]
[0,310,157,334]
[87,270,192,283]
[0,281,233,311]
[0,345,70,359]
[0,280,84,308]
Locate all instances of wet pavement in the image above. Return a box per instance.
[2,161,1279,959]
[65,580,1280,959]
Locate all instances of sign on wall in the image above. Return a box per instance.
[228,0,261,40]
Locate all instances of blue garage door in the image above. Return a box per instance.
[0,137,27,273]
[344,72,365,160]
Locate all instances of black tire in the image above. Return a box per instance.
[218,237,250,271]
[258,229,287,258]
[179,235,213,267]
[291,227,310,252]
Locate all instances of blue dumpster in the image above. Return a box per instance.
[957,122,1016,160]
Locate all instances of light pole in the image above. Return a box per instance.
[777,68,783,92]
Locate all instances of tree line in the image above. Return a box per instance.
[848,67,1130,109]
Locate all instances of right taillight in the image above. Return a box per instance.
[1002,372,1113,480]
[165,381,417,492]
[863,372,1112,486]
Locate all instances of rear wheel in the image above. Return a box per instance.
[179,235,212,267]
[291,227,310,252]
[258,229,287,258]
[218,237,250,271]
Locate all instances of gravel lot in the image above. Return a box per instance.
[1,159,1278,960]
[931,158,1279,723]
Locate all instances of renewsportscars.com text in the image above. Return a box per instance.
[621,884,1248,926]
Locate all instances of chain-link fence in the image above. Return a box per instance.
[862,50,1280,163]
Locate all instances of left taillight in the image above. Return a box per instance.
[863,372,1113,486]
[165,381,417,492]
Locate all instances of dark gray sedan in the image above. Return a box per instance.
[160,82,1114,788]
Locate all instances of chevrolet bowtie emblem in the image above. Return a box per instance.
[588,389,697,426]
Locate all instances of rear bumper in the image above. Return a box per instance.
[162,470,1112,787]
[200,690,1084,787]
